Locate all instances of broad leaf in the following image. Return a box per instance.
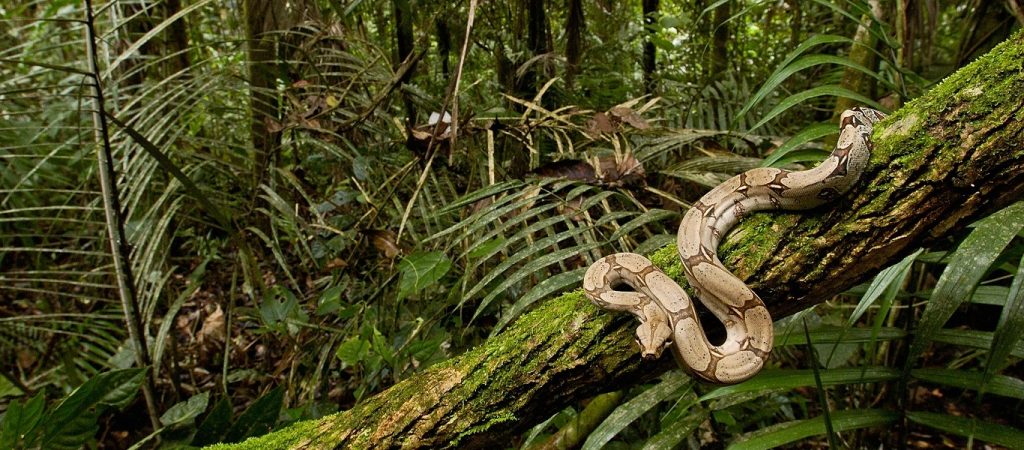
[223,386,284,443]
[397,251,452,300]
[160,392,210,428]
[41,368,145,449]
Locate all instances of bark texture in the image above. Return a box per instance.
[210,31,1024,450]
[642,0,659,94]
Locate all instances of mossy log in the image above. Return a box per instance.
[212,31,1024,450]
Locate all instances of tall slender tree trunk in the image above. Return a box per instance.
[436,18,451,79]
[565,0,584,87]
[709,0,730,76]
[165,0,191,74]
[214,30,1024,450]
[393,0,416,125]
[642,0,659,94]
[244,0,287,191]
[786,0,802,49]
[525,0,549,98]
[84,0,160,431]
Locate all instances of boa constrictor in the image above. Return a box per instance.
[583,107,886,384]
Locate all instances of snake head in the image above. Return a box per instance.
[635,319,673,360]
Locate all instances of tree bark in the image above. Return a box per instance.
[393,0,416,125]
[436,18,451,79]
[211,31,1024,450]
[709,0,730,76]
[564,0,584,87]
[165,0,191,74]
[244,0,288,190]
[641,0,659,95]
[523,0,549,98]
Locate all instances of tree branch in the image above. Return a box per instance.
[210,30,1024,450]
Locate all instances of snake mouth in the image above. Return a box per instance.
[637,341,666,360]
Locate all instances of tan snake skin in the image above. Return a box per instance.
[583,107,887,384]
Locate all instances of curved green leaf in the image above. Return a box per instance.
[906,411,1024,448]
[985,250,1024,377]
[749,85,883,132]
[735,34,853,122]
[762,123,835,168]
[728,409,899,450]
[912,368,1024,400]
[910,201,1024,359]
[700,367,900,402]
[582,372,693,450]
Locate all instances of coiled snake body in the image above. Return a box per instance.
[583,107,886,384]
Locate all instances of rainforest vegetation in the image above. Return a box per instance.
[2,0,1024,448]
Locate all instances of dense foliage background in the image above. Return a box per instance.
[1,0,1023,448]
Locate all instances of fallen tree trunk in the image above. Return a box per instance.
[213,31,1024,450]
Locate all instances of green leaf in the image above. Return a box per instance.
[728,409,899,449]
[774,326,906,346]
[472,242,602,321]
[0,375,23,400]
[582,372,693,450]
[699,367,900,402]
[749,85,884,132]
[192,397,233,446]
[608,209,677,242]
[467,237,506,259]
[906,411,1024,448]
[742,53,888,131]
[397,251,452,300]
[315,284,345,316]
[438,180,524,215]
[259,286,308,335]
[336,337,371,367]
[0,393,45,449]
[929,328,1024,358]
[371,327,397,368]
[985,250,1024,377]
[848,249,921,326]
[41,368,145,449]
[223,386,284,443]
[640,398,706,450]
[911,368,1024,400]
[761,123,835,168]
[160,392,210,428]
[736,34,854,122]
[105,112,233,232]
[910,201,1024,359]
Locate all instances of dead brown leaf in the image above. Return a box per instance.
[198,305,225,347]
[610,106,649,129]
[587,112,615,135]
[367,229,402,259]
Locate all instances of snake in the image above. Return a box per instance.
[582,107,886,384]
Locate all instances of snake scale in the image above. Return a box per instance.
[583,107,886,384]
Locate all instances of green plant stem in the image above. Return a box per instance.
[82,0,160,431]
[529,391,624,450]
